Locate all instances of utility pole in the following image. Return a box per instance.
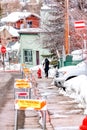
[65,0,69,54]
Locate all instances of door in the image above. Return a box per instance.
[36,51,39,65]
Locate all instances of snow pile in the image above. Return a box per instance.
[0,63,56,78]
[30,64,44,72]
[30,64,56,78]
[64,75,87,113]
[48,67,56,78]
[71,49,87,61]
[0,63,21,72]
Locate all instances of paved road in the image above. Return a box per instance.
[0,71,85,130]
[0,72,14,130]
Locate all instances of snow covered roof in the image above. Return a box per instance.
[0,25,19,37]
[18,28,48,34]
[1,12,40,23]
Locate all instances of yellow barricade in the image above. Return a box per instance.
[15,79,28,82]
[15,79,31,89]
[15,82,31,89]
[21,63,26,67]
[23,68,31,74]
[15,99,46,110]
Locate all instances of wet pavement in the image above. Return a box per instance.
[36,78,85,130]
[0,73,14,130]
[0,71,85,130]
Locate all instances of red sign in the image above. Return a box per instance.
[74,20,85,29]
[1,46,6,54]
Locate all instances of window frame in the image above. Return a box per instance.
[23,49,33,64]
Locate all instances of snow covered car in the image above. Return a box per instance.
[54,61,87,88]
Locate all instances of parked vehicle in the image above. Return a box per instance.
[54,61,87,89]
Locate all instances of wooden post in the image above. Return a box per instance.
[65,0,69,54]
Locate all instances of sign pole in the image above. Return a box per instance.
[2,54,5,71]
[1,46,6,71]
[83,31,86,49]
[43,110,46,130]
[14,109,18,130]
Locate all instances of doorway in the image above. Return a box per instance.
[36,51,39,65]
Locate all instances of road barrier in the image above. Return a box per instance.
[14,79,32,99]
[14,66,47,130]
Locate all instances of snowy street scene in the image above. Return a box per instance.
[1,0,87,130]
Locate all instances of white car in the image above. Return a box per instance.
[54,61,87,89]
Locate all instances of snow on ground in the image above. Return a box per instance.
[27,63,87,113]
[71,49,87,61]
[0,63,21,72]
[2,62,87,113]
[24,65,87,113]
[30,64,44,72]
[64,75,87,113]
[30,64,56,78]
[0,63,56,78]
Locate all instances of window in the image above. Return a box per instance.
[23,49,33,64]
[27,21,32,28]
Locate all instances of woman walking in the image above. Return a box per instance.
[43,58,49,78]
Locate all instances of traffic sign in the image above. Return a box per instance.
[74,20,85,29]
[1,46,6,54]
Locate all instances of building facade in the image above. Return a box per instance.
[19,28,50,68]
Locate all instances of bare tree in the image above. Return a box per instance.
[0,2,3,18]
[41,0,87,59]
[41,1,65,59]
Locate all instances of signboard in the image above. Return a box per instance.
[23,68,31,74]
[15,82,31,88]
[15,79,28,82]
[15,79,31,88]
[15,99,46,110]
[16,92,28,97]
[1,46,6,54]
[74,20,85,29]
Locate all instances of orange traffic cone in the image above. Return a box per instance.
[80,116,87,130]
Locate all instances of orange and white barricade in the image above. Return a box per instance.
[22,69,38,97]
[15,99,47,110]
[14,79,32,130]
[23,68,32,79]
[14,69,47,130]
[14,99,47,130]
[14,79,32,99]
[21,63,26,78]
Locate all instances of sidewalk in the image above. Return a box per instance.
[35,75,85,130]
[0,71,85,130]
